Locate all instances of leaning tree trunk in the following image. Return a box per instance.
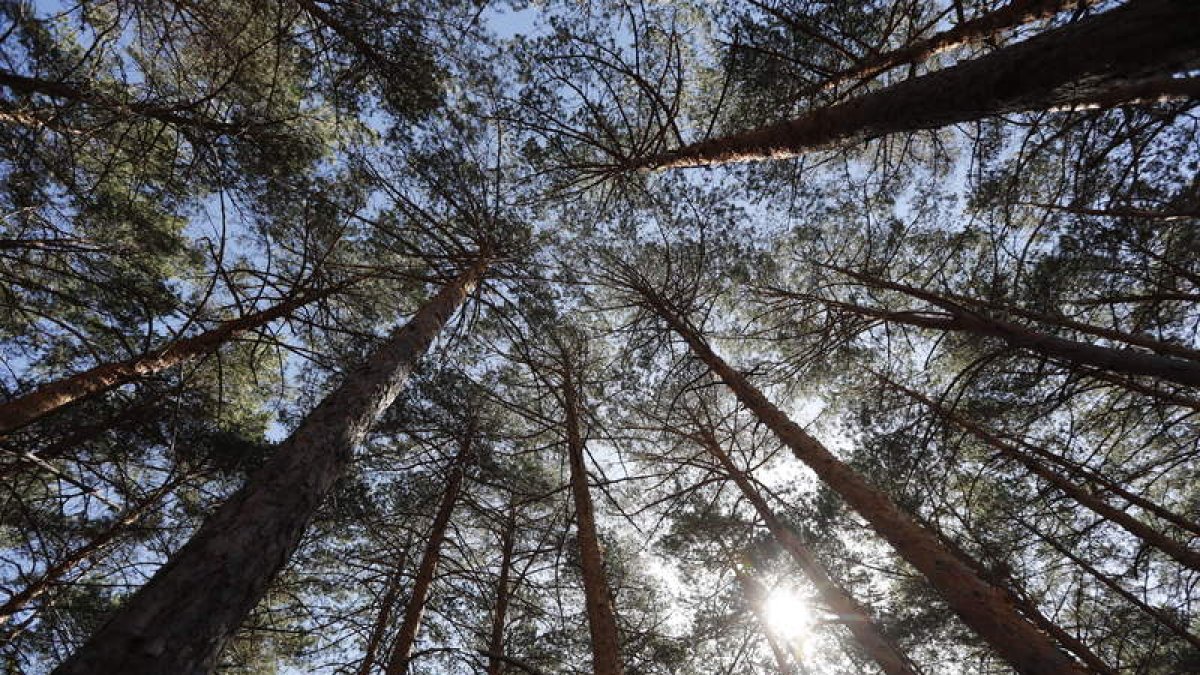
[889,379,1200,572]
[638,0,1200,168]
[52,261,486,675]
[0,283,347,436]
[696,428,920,675]
[818,0,1101,95]
[356,543,411,675]
[486,507,518,675]
[636,290,1086,675]
[384,428,474,675]
[563,362,625,675]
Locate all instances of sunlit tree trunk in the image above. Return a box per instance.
[638,0,1200,168]
[889,379,1200,571]
[634,287,1086,675]
[486,507,518,675]
[563,360,624,675]
[818,0,1101,94]
[52,261,486,675]
[0,479,177,628]
[696,427,920,675]
[0,284,346,436]
[384,427,474,675]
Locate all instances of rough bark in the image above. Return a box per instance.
[820,0,1102,94]
[52,262,486,675]
[696,428,920,675]
[384,429,474,675]
[563,362,624,675]
[486,507,518,675]
[890,379,1200,571]
[639,0,1200,168]
[637,289,1086,675]
[0,284,343,436]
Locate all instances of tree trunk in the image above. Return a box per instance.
[52,262,486,675]
[0,284,344,436]
[356,547,410,675]
[696,428,920,675]
[384,428,474,675]
[487,507,518,675]
[638,0,1200,168]
[889,379,1200,571]
[637,289,1086,675]
[563,362,624,675]
[733,567,797,675]
[820,0,1101,95]
[0,480,176,628]
[823,269,1200,388]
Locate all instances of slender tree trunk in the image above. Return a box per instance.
[0,480,176,628]
[635,289,1086,675]
[1017,200,1200,223]
[356,548,410,675]
[889,379,1200,571]
[696,428,920,675]
[384,428,474,675]
[563,362,624,675]
[0,284,344,436]
[52,262,486,675]
[638,0,1200,168]
[733,567,797,675]
[823,269,1200,388]
[820,0,1101,94]
[486,507,518,675]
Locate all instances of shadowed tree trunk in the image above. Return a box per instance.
[0,283,349,436]
[563,356,624,675]
[694,426,920,675]
[384,425,475,675]
[356,542,412,675]
[486,506,518,675]
[732,566,797,675]
[629,281,1086,675]
[887,378,1200,571]
[638,0,1200,168]
[52,261,486,675]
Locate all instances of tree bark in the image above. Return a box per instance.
[486,507,518,675]
[638,0,1200,168]
[563,361,624,675]
[384,428,474,675]
[636,288,1086,675]
[356,549,410,675]
[0,284,344,436]
[888,379,1200,571]
[52,261,486,675]
[696,428,920,675]
[819,0,1102,95]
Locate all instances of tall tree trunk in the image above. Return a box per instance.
[695,427,920,675]
[0,284,345,436]
[0,479,176,629]
[732,567,797,675]
[888,378,1200,571]
[384,427,474,675]
[820,269,1200,388]
[487,507,518,675]
[820,0,1101,95]
[638,0,1200,168]
[356,545,411,675]
[563,362,624,675]
[634,288,1086,675]
[52,262,486,675]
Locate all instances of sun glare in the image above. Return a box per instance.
[763,588,814,640]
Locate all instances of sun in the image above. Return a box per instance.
[763,587,814,641]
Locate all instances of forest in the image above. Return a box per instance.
[0,0,1197,673]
